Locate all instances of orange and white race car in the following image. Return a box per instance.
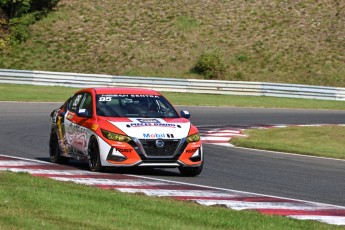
[49,88,203,176]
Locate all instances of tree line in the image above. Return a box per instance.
[0,0,59,48]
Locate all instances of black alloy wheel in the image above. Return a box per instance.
[88,136,103,172]
[49,130,68,164]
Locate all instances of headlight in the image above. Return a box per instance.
[101,129,131,142]
[186,133,200,143]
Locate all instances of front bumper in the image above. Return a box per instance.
[97,135,203,167]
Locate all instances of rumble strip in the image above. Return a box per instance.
[0,155,345,226]
[199,124,345,147]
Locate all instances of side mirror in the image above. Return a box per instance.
[77,109,91,118]
[180,110,191,119]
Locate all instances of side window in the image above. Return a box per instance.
[79,93,93,115]
[156,98,177,117]
[62,96,72,110]
[69,93,84,113]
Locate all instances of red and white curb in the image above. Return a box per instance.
[199,124,345,147]
[1,155,345,226]
[199,127,246,147]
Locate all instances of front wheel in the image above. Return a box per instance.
[49,130,69,164]
[88,136,104,172]
[178,163,203,177]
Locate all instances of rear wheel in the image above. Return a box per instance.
[49,130,69,164]
[178,163,203,177]
[88,136,103,172]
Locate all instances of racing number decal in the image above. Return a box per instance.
[99,96,112,102]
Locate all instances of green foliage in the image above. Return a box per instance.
[193,49,226,79]
[1,0,32,18]
[0,0,58,18]
[9,12,37,44]
[0,36,10,50]
[0,17,10,50]
[0,0,59,45]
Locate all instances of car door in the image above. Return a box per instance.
[64,93,85,153]
[72,92,94,154]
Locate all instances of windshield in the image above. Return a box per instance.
[96,94,179,118]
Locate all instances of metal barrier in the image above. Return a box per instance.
[1,68,345,101]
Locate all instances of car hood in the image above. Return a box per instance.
[107,118,191,139]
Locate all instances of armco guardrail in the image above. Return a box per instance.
[1,68,345,101]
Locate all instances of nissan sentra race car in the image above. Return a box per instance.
[49,88,203,176]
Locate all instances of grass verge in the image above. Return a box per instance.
[230,126,345,159]
[1,84,345,110]
[0,171,340,229]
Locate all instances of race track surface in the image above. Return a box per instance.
[1,102,345,206]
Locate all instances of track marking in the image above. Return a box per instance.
[199,124,345,162]
[0,154,345,226]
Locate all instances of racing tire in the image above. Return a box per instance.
[178,163,203,177]
[88,136,104,172]
[49,130,69,164]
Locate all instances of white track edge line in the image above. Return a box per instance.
[1,154,344,209]
[127,173,345,209]
[0,154,57,164]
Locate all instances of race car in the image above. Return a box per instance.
[49,88,203,176]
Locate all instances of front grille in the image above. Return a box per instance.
[139,139,180,157]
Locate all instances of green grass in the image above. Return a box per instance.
[0,171,341,230]
[0,0,344,86]
[175,16,200,32]
[2,84,345,110]
[231,126,345,159]
[0,84,77,102]
[1,1,344,228]
[2,83,345,160]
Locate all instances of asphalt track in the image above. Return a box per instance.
[1,102,345,207]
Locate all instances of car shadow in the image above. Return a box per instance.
[36,157,181,177]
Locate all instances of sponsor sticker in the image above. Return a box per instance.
[129,123,176,128]
[143,133,166,138]
[130,95,159,98]
[67,112,74,120]
[99,94,159,98]
[115,148,132,153]
[143,133,175,139]
[91,124,99,131]
[186,148,198,154]
[137,119,160,123]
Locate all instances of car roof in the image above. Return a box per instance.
[81,88,162,95]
